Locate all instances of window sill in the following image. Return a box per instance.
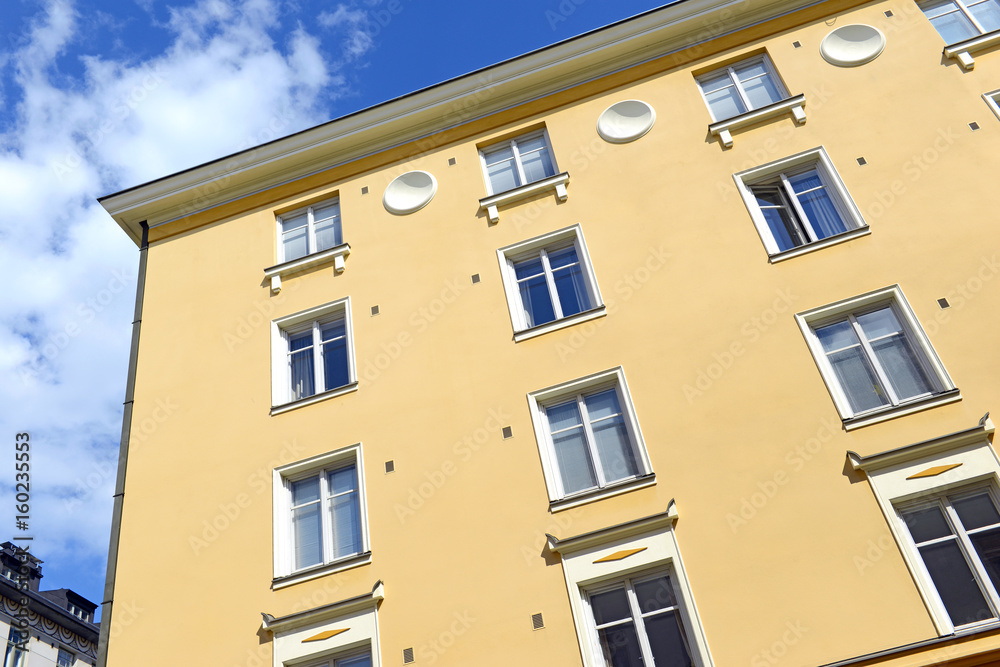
[271,382,359,416]
[272,551,372,590]
[943,29,1000,70]
[768,227,870,263]
[514,306,607,342]
[264,243,351,293]
[709,94,806,148]
[550,474,656,513]
[843,389,962,431]
[479,172,570,223]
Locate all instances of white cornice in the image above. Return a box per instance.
[99,0,828,245]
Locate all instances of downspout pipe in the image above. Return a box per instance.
[97,220,148,667]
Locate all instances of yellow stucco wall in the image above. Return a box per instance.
[106,1,1000,665]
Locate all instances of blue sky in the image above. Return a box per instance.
[0,0,669,618]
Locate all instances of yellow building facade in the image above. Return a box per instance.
[97,0,1000,665]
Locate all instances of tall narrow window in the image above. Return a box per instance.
[919,0,1000,42]
[274,444,370,582]
[480,131,557,195]
[899,488,1000,628]
[3,628,25,667]
[279,199,343,263]
[290,463,362,571]
[588,573,694,667]
[697,56,788,121]
[272,298,356,410]
[56,649,74,667]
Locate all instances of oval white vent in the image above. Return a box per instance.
[383,171,438,215]
[820,24,886,67]
[597,100,656,143]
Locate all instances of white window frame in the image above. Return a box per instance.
[924,0,1000,69]
[796,285,958,429]
[696,55,805,147]
[271,297,357,414]
[849,416,999,636]
[548,505,714,667]
[735,147,869,261]
[528,367,654,510]
[267,197,350,293]
[477,129,569,223]
[56,648,74,667]
[479,129,558,196]
[302,649,372,667]
[985,89,1000,120]
[272,443,371,587]
[497,224,606,341]
[277,198,344,263]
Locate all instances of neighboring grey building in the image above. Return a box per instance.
[1,543,98,667]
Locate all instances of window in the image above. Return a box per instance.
[797,286,958,428]
[278,199,343,263]
[899,487,1000,629]
[3,629,24,667]
[697,56,788,122]
[848,418,999,635]
[548,507,714,667]
[273,444,370,584]
[57,649,74,667]
[305,653,371,667]
[67,603,90,622]
[480,131,557,196]
[528,368,653,508]
[587,572,695,667]
[920,0,1000,43]
[497,225,605,340]
[271,298,356,412]
[986,89,1000,119]
[735,148,868,259]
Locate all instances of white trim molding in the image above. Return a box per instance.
[547,503,714,667]
[263,581,384,667]
[709,94,806,147]
[943,29,1000,70]
[479,172,570,223]
[265,243,351,293]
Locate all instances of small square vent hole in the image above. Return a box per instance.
[385,460,395,473]
[938,298,951,309]
[502,426,513,439]
[531,613,545,630]
[792,40,801,48]
[471,273,481,284]
[361,186,369,195]
[402,647,415,663]
[371,305,380,316]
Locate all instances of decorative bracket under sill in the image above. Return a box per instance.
[943,29,1000,70]
[264,243,351,293]
[479,172,570,223]
[709,94,807,148]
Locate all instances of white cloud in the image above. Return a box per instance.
[0,0,361,603]
[317,3,378,60]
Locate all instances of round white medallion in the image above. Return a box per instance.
[820,24,886,67]
[383,170,438,215]
[597,100,656,143]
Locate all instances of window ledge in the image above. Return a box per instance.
[709,94,806,148]
[264,243,351,293]
[843,389,962,431]
[514,306,607,342]
[550,474,656,513]
[768,227,870,263]
[272,551,372,590]
[271,382,359,416]
[943,29,1000,70]
[479,172,570,223]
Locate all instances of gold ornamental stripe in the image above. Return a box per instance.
[594,547,647,563]
[303,628,349,643]
[907,463,963,480]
